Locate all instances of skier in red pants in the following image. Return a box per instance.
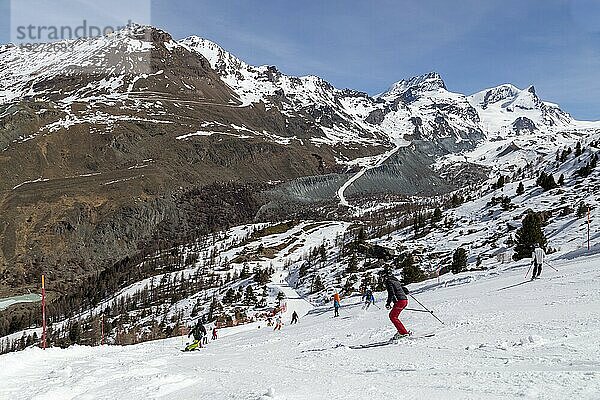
[385,273,411,340]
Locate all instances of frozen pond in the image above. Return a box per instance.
[0,294,42,311]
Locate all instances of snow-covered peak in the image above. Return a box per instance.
[468,83,574,135]
[469,84,520,109]
[379,72,446,100]
[469,83,548,112]
[180,36,250,78]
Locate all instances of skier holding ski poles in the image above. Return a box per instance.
[185,320,207,351]
[362,288,376,310]
[530,244,546,280]
[385,273,411,340]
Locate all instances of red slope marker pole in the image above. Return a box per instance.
[41,275,47,350]
[588,207,591,251]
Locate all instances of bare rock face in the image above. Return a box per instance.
[512,117,537,134]
[0,26,348,300]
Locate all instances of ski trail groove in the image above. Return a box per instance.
[337,144,402,208]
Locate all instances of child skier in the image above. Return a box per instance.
[332,291,341,317]
[362,288,375,310]
[274,315,283,331]
[385,273,411,340]
[531,244,546,280]
[212,326,218,341]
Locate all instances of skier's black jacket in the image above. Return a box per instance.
[385,275,409,306]
[189,322,207,341]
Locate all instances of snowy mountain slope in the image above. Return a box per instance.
[180,36,389,147]
[382,137,600,270]
[2,252,599,400]
[468,84,600,136]
[6,129,596,350]
[2,24,598,154]
[375,72,483,149]
[179,38,487,149]
[0,220,351,348]
[179,35,600,155]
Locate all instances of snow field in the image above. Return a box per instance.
[2,253,599,400]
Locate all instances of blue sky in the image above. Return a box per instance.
[1,0,599,119]
[151,0,600,119]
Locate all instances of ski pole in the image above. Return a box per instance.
[545,261,559,272]
[409,294,445,325]
[405,308,434,313]
[524,262,533,279]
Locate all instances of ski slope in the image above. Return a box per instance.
[2,253,599,400]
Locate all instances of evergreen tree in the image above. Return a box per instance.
[346,254,359,274]
[513,212,547,260]
[451,248,468,274]
[451,193,464,207]
[299,262,310,278]
[243,285,257,305]
[357,227,366,243]
[516,181,525,195]
[240,263,251,279]
[401,253,425,284]
[360,273,373,291]
[68,322,81,344]
[495,175,505,189]
[558,174,565,186]
[375,272,386,292]
[431,208,443,223]
[223,288,236,304]
[319,244,327,264]
[311,275,325,293]
[413,211,426,234]
[342,274,357,294]
[575,141,582,157]
[577,202,589,218]
[536,171,558,191]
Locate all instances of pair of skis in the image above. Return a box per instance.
[349,332,435,349]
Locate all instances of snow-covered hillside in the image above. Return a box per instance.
[2,251,599,400]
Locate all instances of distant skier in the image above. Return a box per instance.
[212,326,218,341]
[362,288,376,310]
[274,315,283,331]
[291,311,299,324]
[185,320,207,351]
[531,244,546,280]
[385,273,411,340]
[333,291,341,317]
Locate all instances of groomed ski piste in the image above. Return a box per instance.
[2,250,599,400]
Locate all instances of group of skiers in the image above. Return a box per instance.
[330,272,411,340]
[184,321,219,351]
[187,310,301,349]
[185,243,547,348]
